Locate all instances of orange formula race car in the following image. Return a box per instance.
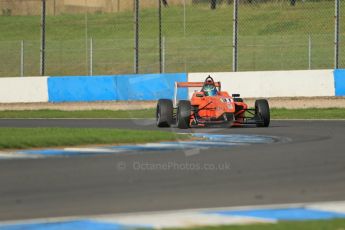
[156,76,270,129]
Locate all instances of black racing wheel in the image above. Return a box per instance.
[255,99,270,127]
[176,100,191,129]
[156,99,173,127]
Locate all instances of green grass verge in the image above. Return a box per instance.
[269,108,345,119]
[0,127,189,150]
[0,109,155,119]
[0,108,344,119]
[173,218,345,230]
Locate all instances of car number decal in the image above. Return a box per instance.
[220,98,232,103]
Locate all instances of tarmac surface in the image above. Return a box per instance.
[0,119,344,221]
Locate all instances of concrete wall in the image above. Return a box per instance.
[188,70,335,98]
[0,70,342,104]
[0,77,48,103]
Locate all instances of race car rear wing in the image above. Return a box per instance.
[173,81,221,106]
[176,82,221,88]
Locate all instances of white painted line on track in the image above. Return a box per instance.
[64,147,125,153]
[0,152,40,159]
[1,200,345,229]
[94,212,274,228]
[0,133,280,160]
[306,202,345,214]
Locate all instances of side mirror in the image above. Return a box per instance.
[232,94,240,98]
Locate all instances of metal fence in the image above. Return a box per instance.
[0,0,343,77]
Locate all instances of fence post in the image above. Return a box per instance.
[158,0,162,73]
[308,35,312,70]
[183,0,186,37]
[334,0,340,69]
[53,0,56,16]
[163,36,166,73]
[134,0,139,74]
[20,40,24,77]
[183,0,186,73]
[85,0,89,76]
[90,38,93,76]
[40,0,46,76]
[232,0,238,72]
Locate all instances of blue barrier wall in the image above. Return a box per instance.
[115,73,187,100]
[48,76,117,102]
[334,69,345,96]
[48,73,187,102]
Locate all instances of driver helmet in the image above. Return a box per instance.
[203,84,218,96]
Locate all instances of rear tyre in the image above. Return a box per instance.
[177,100,191,129]
[156,99,173,127]
[255,99,270,127]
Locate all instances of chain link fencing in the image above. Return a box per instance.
[0,0,343,77]
[237,0,337,71]
[161,0,233,73]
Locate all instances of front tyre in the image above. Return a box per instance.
[255,99,270,127]
[177,100,191,129]
[156,99,173,127]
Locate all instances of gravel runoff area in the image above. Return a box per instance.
[0,97,345,111]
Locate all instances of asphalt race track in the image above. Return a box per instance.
[0,119,345,221]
